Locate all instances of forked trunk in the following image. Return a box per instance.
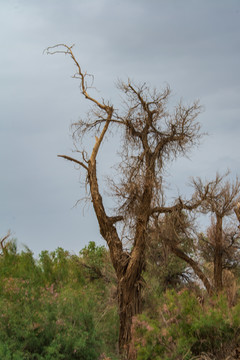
[51,44,206,360]
[118,276,142,360]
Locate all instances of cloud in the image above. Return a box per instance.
[1,0,240,254]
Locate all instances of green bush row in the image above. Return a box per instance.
[131,289,240,360]
[0,241,119,360]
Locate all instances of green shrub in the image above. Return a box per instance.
[0,240,121,359]
[0,277,102,359]
[131,289,240,360]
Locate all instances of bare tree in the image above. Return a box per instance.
[193,173,240,291]
[151,174,240,296]
[46,44,203,359]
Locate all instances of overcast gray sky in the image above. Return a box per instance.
[1,0,240,255]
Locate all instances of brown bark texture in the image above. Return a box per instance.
[213,216,223,291]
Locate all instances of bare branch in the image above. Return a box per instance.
[192,172,240,217]
[109,216,124,224]
[57,155,89,171]
[45,44,111,112]
[0,230,11,254]
[151,196,205,216]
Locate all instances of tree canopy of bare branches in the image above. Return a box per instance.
[46,44,204,359]
[153,173,240,297]
[193,173,240,291]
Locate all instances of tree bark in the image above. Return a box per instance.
[88,139,148,358]
[234,203,240,229]
[214,215,223,291]
[118,276,142,359]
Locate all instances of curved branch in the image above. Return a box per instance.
[168,241,213,295]
[45,44,111,112]
[58,155,89,171]
[0,230,11,254]
[90,109,113,164]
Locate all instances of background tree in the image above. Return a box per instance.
[143,217,194,316]
[146,218,192,293]
[46,44,203,359]
[151,173,240,296]
[151,209,213,295]
[194,173,240,291]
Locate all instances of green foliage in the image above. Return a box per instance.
[0,240,119,359]
[0,241,39,282]
[3,238,240,360]
[79,241,107,281]
[0,277,101,359]
[143,232,192,317]
[131,289,240,360]
[145,213,193,298]
[38,247,85,286]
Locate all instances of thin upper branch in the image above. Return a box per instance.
[57,155,89,171]
[45,44,111,112]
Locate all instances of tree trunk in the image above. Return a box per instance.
[88,157,147,358]
[234,203,240,228]
[118,276,142,360]
[168,242,213,295]
[214,215,223,291]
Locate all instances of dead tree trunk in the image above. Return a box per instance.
[118,278,142,357]
[47,43,203,359]
[213,215,223,291]
[234,202,240,229]
[88,146,147,357]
